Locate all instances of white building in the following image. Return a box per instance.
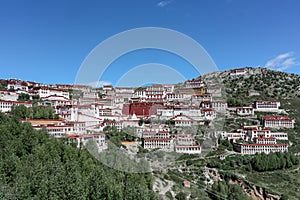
[136,124,170,138]
[142,131,169,139]
[175,145,201,154]
[269,132,288,140]
[133,84,174,103]
[236,107,254,116]
[67,133,107,151]
[176,133,195,146]
[230,68,247,76]
[219,131,244,141]
[253,100,280,112]
[7,80,29,91]
[42,95,72,107]
[37,87,70,99]
[0,90,19,101]
[0,100,32,113]
[191,94,212,102]
[165,93,188,101]
[243,126,271,140]
[201,108,216,120]
[234,137,288,155]
[263,116,295,129]
[157,106,202,120]
[171,113,197,127]
[211,101,227,113]
[142,138,173,150]
[206,87,222,97]
[33,124,74,138]
[185,79,205,88]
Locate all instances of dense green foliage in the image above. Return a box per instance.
[209,180,251,200]
[0,113,159,199]
[207,152,299,173]
[103,126,136,147]
[138,118,151,126]
[175,192,187,200]
[68,89,83,100]
[226,97,245,107]
[0,80,8,90]
[222,68,300,101]
[218,138,233,151]
[10,105,59,119]
[251,152,299,172]
[17,93,30,101]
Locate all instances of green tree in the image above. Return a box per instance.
[17,93,30,101]
[175,192,187,200]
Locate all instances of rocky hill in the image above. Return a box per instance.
[203,67,300,103]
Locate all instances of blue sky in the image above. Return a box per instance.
[0,0,300,86]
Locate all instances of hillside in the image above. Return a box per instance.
[204,67,300,103]
[198,67,300,199]
[1,67,300,200]
[0,113,159,200]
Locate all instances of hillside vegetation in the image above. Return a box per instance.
[216,67,300,104]
[0,113,159,200]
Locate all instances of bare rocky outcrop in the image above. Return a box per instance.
[230,178,281,200]
[205,166,281,200]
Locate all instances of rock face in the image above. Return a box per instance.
[246,184,281,200]
[230,179,281,200]
[206,166,281,200]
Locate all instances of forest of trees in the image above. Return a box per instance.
[103,126,136,147]
[207,152,299,173]
[17,93,40,102]
[251,152,299,172]
[209,180,251,200]
[10,105,59,119]
[0,113,160,199]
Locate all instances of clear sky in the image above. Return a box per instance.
[0,0,299,86]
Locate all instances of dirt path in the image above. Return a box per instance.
[153,178,174,199]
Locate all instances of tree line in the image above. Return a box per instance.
[0,112,160,199]
[207,152,299,172]
[251,151,299,172]
[10,105,59,119]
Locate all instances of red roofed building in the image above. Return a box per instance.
[42,95,72,107]
[243,126,271,140]
[142,138,173,150]
[236,143,288,155]
[263,116,295,129]
[201,108,216,120]
[142,131,169,139]
[136,124,170,138]
[234,136,288,155]
[125,102,164,117]
[7,79,29,91]
[255,137,276,144]
[183,181,191,188]
[33,124,74,138]
[185,79,205,88]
